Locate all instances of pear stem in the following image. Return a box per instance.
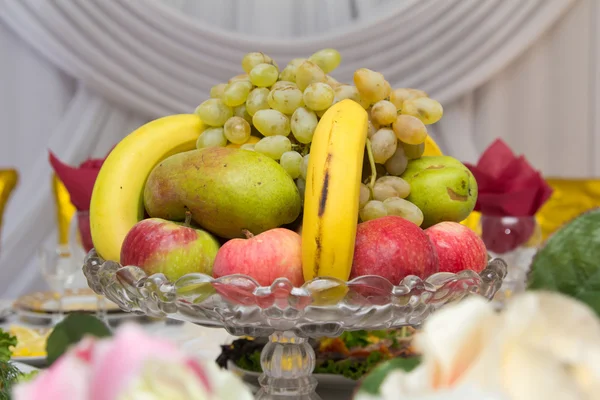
[365,138,377,198]
[184,211,193,227]
[242,229,254,239]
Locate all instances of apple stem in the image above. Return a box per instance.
[365,138,377,197]
[242,229,254,239]
[184,211,193,227]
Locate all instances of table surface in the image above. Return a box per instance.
[1,312,356,399]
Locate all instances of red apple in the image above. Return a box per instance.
[120,215,220,281]
[425,221,488,274]
[212,228,303,286]
[350,216,439,283]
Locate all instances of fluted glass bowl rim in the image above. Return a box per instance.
[83,249,507,337]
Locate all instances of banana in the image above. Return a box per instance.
[90,114,205,262]
[301,99,369,282]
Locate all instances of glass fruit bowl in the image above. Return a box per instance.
[83,249,507,400]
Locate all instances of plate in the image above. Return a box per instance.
[227,361,357,390]
[11,361,40,374]
[11,355,47,368]
[13,288,121,314]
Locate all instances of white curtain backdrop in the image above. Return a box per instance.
[0,0,590,297]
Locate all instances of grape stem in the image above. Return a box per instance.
[365,138,377,197]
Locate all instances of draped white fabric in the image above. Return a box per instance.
[0,0,585,296]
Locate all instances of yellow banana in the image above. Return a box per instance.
[90,114,205,262]
[302,99,369,282]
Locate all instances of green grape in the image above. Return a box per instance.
[196,127,227,149]
[401,97,443,125]
[370,128,397,163]
[334,84,361,103]
[288,58,306,69]
[228,74,251,84]
[359,200,388,222]
[233,104,252,124]
[402,141,425,159]
[210,83,227,99]
[373,176,411,201]
[392,115,427,145]
[271,81,297,90]
[291,107,318,144]
[325,75,341,89]
[246,88,270,116]
[295,60,326,91]
[255,135,292,160]
[303,82,334,111]
[359,183,371,209]
[252,109,291,136]
[194,98,233,127]
[222,81,253,107]
[242,52,275,73]
[280,150,303,178]
[279,66,297,83]
[353,68,390,105]
[249,63,279,87]
[383,197,423,226]
[300,154,310,180]
[384,145,409,176]
[370,100,397,126]
[367,120,377,138]
[308,48,342,74]
[240,143,255,151]
[268,86,304,115]
[296,177,306,196]
[296,177,306,201]
[389,88,428,110]
[224,116,251,144]
[315,108,328,118]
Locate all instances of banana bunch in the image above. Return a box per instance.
[301,100,369,282]
[90,114,205,262]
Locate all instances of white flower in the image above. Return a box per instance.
[365,291,600,400]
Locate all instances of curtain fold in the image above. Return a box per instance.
[0,0,575,115]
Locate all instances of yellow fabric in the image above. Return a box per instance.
[0,169,18,238]
[423,135,443,157]
[52,174,76,245]
[461,179,600,242]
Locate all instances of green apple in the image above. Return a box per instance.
[400,156,477,228]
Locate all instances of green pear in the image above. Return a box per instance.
[400,156,477,228]
[144,147,302,239]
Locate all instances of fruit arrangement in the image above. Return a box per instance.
[89,48,485,289]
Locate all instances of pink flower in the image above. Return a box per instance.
[13,325,253,400]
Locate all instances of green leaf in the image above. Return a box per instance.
[0,330,17,363]
[0,361,22,399]
[339,330,370,348]
[358,357,421,395]
[528,209,600,316]
[46,313,111,365]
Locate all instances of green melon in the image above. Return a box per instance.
[528,208,600,316]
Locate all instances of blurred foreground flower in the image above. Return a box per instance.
[356,291,600,400]
[13,325,253,400]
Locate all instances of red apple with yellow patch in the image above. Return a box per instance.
[120,214,220,281]
[425,221,488,274]
[212,228,303,286]
[350,216,439,283]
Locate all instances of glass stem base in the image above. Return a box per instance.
[255,331,321,400]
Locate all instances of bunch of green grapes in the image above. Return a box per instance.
[194,49,343,197]
[193,49,444,218]
[353,73,444,226]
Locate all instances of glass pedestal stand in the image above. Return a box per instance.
[83,249,506,400]
[258,332,319,399]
